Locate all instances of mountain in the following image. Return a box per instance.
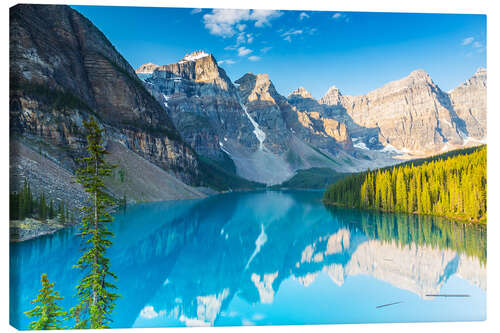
[235,74,387,180]
[319,69,487,155]
[140,55,381,185]
[142,51,258,164]
[9,4,208,212]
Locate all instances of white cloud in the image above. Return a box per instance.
[236,32,246,45]
[190,8,202,15]
[248,55,261,61]
[332,12,350,23]
[299,12,310,20]
[462,37,474,46]
[473,41,482,48]
[235,32,254,46]
[238,46,253,56]
[203,9,282,37]
[219,59,236,65]
[261,46,272,53]
[203,9,251,37]
[281,29,303,42]
[250,9,283,27]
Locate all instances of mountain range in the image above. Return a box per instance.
[10,4,487,213]
[138,51,486,184]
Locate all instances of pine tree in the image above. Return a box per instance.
[71,117,119,329]
[49,199,55,219]
[25,274,67,330]
[395,168,407,212]
[39,193,47,221]
[58,200,66,224]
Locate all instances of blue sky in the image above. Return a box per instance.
[72,5,486,99]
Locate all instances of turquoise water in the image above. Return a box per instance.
[10,190,486,329]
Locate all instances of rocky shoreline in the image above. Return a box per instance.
[10,218,68,242]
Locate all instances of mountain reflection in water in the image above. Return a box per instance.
[10,190,486,328]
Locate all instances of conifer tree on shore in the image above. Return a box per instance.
[71,117,119,329]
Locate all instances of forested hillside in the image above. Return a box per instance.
[323,146,486,222]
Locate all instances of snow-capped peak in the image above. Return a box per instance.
[180,51,210,63]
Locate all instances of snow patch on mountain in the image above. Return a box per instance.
[380,144,403,154]
[238,98,266,150]
[179,51,210,63]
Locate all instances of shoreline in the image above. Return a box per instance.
[322,200,487,225]
[9,218,67,243]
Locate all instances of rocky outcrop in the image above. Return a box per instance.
[9,4,204,215]
[288,87,352,149]
[449,68,487,140]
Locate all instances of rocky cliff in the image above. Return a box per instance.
[235,73,291,154]
[288,86,352,149]
[10,4,205,213]
[449,67,487,140]
[319,69,487,155]
[142,51,258,163]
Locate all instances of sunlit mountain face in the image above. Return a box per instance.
[10,190,486,328]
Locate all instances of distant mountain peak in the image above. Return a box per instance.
[451,67,487,92]
[473,67,487,79]
[319,86,342,106]
[136,62,159,74]
[475,67,486,74]
[236,72,282,104]
[289,87,313,99]
[407,69,433,82]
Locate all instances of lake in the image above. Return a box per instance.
[10,190,486,329]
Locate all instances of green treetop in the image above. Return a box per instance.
[25,273,67,330]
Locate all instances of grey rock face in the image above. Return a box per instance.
[235,73,291,154]
[287,87,353,151]
[449,68,487,140]
[10,4,203,214]
[143,51,258,162]
[319,69,487,155]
